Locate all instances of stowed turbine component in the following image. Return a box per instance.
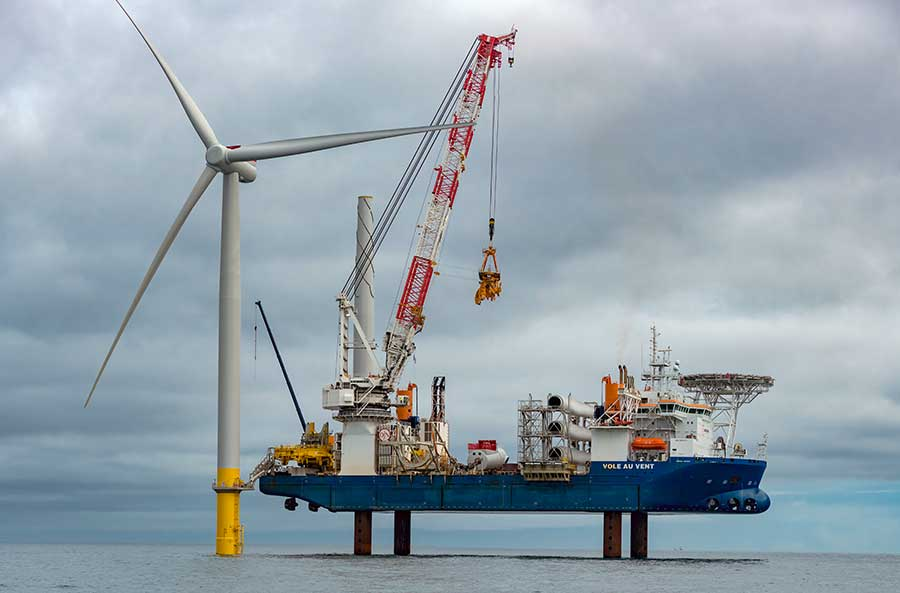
[353,195,376,380]
[546,394,598,419]
[467,440,508,472]
[84,0,475,557]
[548,446,591,465]
[547,419,592,442]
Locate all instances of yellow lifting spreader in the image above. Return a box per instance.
[475,218,502,305]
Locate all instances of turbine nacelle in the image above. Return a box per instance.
[205,144,257,183]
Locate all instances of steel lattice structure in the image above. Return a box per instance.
[678,373,774,452]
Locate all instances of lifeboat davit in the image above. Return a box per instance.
[631,437,667,450]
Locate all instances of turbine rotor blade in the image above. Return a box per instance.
[226,121,474,163]
[84,166,218,407]
[114,0,219,148]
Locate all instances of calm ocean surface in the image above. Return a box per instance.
[0,545,896,592]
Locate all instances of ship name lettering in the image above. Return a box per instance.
[601,463,655,470]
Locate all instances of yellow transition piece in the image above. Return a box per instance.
[215,467,244,556]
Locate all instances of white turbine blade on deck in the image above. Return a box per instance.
[114,0,219,148]
[226,122,474,163]
[84,166,218,407]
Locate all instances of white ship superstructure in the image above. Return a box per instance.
[629,326,716,460]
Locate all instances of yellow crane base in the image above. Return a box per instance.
[272,444,335,473]
[270,422,336,474]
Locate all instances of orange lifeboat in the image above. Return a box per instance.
[631,437,667,450]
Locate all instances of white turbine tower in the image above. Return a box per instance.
[85,0,472,556]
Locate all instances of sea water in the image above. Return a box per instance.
[0,545,896,592]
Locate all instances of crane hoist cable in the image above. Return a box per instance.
[475,66,503,305]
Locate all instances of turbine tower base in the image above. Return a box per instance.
[213,468,250,556]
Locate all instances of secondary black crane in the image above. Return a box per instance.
[254,300,306,431]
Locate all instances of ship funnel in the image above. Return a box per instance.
[548,446,591,465]
[546,394,597,419]
[547,419,592,442]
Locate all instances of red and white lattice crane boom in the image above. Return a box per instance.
[382,29,516,387]
[324,29,515,426]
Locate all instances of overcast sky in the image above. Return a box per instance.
[3,0,900,552]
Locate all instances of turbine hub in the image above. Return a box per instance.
[205,144,257,183]
[205,144,229,167]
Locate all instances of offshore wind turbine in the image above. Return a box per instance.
[85,0,471,556]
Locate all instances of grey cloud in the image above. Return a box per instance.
[3,0,900,545]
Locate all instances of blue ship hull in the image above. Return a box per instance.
[259,457,770,514]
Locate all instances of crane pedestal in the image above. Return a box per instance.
[630,511,648,558]
[354,510,372,555]
[394,510,411,555]
[603,511,622,558]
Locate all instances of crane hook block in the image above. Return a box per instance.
[475,245,502,305]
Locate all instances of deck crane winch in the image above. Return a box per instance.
[322,29,517,462]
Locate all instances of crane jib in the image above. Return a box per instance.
[384,29,516,380]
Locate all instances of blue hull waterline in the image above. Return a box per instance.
[259,457,770,514]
